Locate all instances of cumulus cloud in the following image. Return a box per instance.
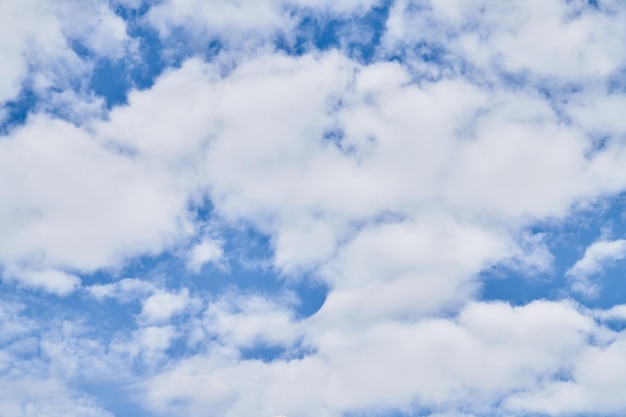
[0,114,197,287]
[200,292,299,348]
[566,238,626,296]
[1,1,626,417]
[4,43,624,295]
[140,289,191,324]
[383,0,626,81]
[144,0,382,49]
[186,237,224,272]
[3,267,80,295]
[0,0,132,122]
[142,300,623,417]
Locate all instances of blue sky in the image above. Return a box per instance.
[2,0,626,416]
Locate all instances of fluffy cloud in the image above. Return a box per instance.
[4,41,624,294]
[383,0,626,81]
[2,1,626,417]
[0,115,196,292]
[144,0,382,49]
[143,300,626,417]
[566,238,626,295]
[140,289,191,324]
[0,0,132,122]
[186,237,225,272]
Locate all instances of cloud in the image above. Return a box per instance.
[3,267,80,295]
[87,278,157,302]
[141,300,620,417]
[0,378,113,417]
[594,304,626,321]
[140,289,191,324]
[3,43,624,293]
[383,0,626,81]
[186,237,224,273]
[0,0,132,121]
[200,292,299,348]
[0,114,197,289]
[1,1,626,417]
[566,238,626,295]
[0,297,118,417]
[144,0,382,50]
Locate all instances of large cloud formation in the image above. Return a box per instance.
[1,1,626,416]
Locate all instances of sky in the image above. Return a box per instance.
[1,0,626,416]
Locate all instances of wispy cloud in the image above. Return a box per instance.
[567,238,626,296]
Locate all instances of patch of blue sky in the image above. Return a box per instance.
[76,376,159,417]
[0,281,137,350]
[323,127,364,156]
[587,0,600,9]
[535,83,585,125]
[64,9,166,109]
[6,1,397,120]
[3,33,162,131]
[342,405,436,417]
[276,1,391,62]
[112,0,151,21]
[599,316,626,333]
[0,87,37,133]
[482,192,626,309]
[607,65,626,94]
[73,214,327,317]
[114,4,170,91]
[90,58,134,108]
[194,223,329,319]
[79,35,166,108]
[76,289,144,331]
[82,386,156,417]
[238,344,290,362]
[388,40,473,85]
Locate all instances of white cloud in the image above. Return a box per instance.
[0,378,113,417]
[4,267,80,295]
[383,0,626,81]
[594,304,626,321]
[144,0,382,50]
[186,237,224,272]
[566,239,626,296]
[2,1,626,416]
[4,44,624,295]
[140,289,191,324]
[98,44,626,417]
[0,114,197,290]
[141,300,617,417]
[504,334,626,415]
[200,292,299,348]
[0,0,132,116]
[128,325,179,366]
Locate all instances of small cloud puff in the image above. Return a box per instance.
[186,237,224,273]
[140,289,191,324]
[87,278,157,302]
[5,268,80,295]
[566,239,626,296]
